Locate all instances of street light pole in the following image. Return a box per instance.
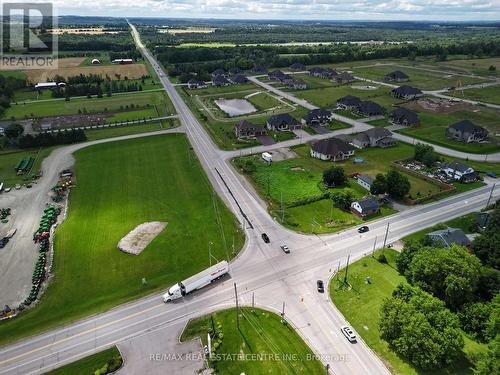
[382,222,390,255]
[486,183,496,209]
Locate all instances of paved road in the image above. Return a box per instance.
[0,25,499,375]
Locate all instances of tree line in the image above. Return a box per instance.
[0,75,27,117]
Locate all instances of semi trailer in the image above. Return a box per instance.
[163,261,229,302]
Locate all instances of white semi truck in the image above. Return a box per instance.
[163,261,229,302]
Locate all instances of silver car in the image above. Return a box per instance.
[341,325,357,343]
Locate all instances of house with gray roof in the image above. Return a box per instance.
[230,74,248,84]
[427,227,471,248]
[301,108,334,126]
[212,75,231,87]
[384,71,409,82]
[268,69,288,81]
[235,120,266,140]
[310,137,355,162]
[357,175,373,191]
[351,128,396,149]
[336,95,361,110]
[187,78,207,89]
[266,113,301,131]
[390,107,419,127]
[211,68,227,78]
[446,120,489,143]
[351,198,380,217]
[440,161,477,182]
[290,62,306,71]
[391,85,424,100]
[355,101,385,117]
[334,72,355,85]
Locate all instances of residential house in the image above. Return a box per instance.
[446,120,489,143]
[390,107,419,127]
[384,71,409,82]
[440,161,475,181]
[351,128,396,149]
[268,69,287,81]
[234,120,267,140]
[391,85,424,100]
[251,65,268,74]
[284,78,307,90]
[357,175,373,191]
[212,75,231,87]
[336,95,361,110]
[310,137,355,162]
[351,198,380,218]
[301,108,334,126]
[266,113,301,131]
[355,101,385,117]
[187,78,207,89]
[322,68,338,79]
[211,69,227,78]
[230,74,248,84]
[334,72,355,85]
[427,227,471,248]
[290,62,306,71]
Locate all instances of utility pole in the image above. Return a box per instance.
[486,183,496,208]
[336,260,340,281]
[343,254,351,283]
[281,301,285,323]
[208,241,214,266]
[281,191,285,223]
[252,292,255,312]
[372,235,377,257]
[234,283,240,329]
[382,222,390,255]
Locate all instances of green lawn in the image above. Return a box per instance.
[396,105,500,154]
[2,91,176,120]
[43,346,122,375]
[330,250,487,375]
[0,134,244,346]
[352,65,487,91]
[435,57,500,77]
[181,307,325,375]
[448,85,500,105]
[84,122,166,141]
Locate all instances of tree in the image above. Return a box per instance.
[242,160,256,174]
[4,123,24,140]
[406,244,481,309]
[386,170,411,198]
[476,266,500,301]
[323,166,346,187]
[459,302,494,342]
[331,190,354,211]
[472,206,500,269]
[379,284,464,370]
[473,334,500,375]
[370,173,387,195]
[489,65,496,72]
[396,241,423,275]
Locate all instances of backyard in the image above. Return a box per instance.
[0,134,245,345]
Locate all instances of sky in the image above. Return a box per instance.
[3,0,500,21]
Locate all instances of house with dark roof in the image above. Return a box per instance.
[229,67,242,75]
[268,69,288,81]
[251,65,268,74]
[310,137,355,161]
[290,62,306,71]
[355,101,385,117]
[211,68,227,78]
[301,108,334,126]
[357,175,373,191]
[446,120,489,143]
[391,85,424,100]
[390,107,419,127]
[187,78,207,89]
[212,75,231,87]
[351,128,396,149]
[266,113,301,131]
[322,68,338,78]
[284,78,307,90]
[308,67,324,77]
[234,120,267,140]
[427,227,471,248]
[336,95,361,110]
[440,161,475,181]
[230,74,249,84]
[334,72,355,84]
[351,198,380,217]
[384,71,409,82]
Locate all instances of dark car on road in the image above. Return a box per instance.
[261,233,270,243]
[358,226,369,233]
[317,280,324,293]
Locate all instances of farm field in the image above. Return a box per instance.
[352,65,488,90]
[0,134,245,345]
[330,249,486,375]
[44,346,122,375]
[397,101,500,154]
[3,91,175,120]
[178,85,308,150]
[84,122,169,141]
[448,85,500,105]
[435,57,500,77]
[181,307,325,375]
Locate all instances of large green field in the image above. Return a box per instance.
[435,57,500,77]
[0,134,244,345]
[181,307,325,374]
[352,65,487,90]
[330,250,487,375]
[448,85,500,105]
[2,91,176,120]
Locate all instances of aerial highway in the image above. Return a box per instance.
[0,24,498,375]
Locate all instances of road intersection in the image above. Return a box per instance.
[0,24,498,375]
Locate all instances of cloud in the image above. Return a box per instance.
[4,0,500,20]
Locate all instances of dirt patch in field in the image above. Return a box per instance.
[23,64,148,83]
[118,222,167,255]
[404,97,474,114]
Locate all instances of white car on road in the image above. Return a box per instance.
[341,325,357,343]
